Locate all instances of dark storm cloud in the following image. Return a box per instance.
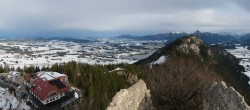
[0,0,249,36]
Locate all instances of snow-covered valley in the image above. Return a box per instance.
[226,45,250,84]
[0,38,164,69]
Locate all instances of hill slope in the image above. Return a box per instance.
[136,35,250,109]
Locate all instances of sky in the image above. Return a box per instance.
[0,0,250,37]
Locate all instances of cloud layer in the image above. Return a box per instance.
[0,0,250,36]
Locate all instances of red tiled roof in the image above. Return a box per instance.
[58,86,69,93]
[30,78,69,101]
[24,74,37,82]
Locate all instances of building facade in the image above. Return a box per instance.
[24,71,81,110]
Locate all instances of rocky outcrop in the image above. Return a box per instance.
[177,36,203,54]
[203,81,250,110]
[106,80,153,110]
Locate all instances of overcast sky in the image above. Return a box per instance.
[0,0,250,37]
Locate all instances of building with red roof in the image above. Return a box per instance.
[24,72,70,105]
[24,71,81,110]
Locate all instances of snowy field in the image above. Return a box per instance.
[0,38,164,69]
[226,45,250,84]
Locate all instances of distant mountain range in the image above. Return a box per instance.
[2,30,250,45]
[118,30,250,45]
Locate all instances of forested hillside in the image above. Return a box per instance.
[6,62,143,110]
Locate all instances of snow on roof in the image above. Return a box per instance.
[37,72,54,80]
[8,71,19,76]
[37,71,66,81]
[46,71,66,77]
[71,87,81,98]
[74,91,79,98]
[7,71,19,79]
[0,87,6,93]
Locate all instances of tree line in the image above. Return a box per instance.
[0,62,138,110]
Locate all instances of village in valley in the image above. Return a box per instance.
[0,38,164,69]
[0,37,164,110]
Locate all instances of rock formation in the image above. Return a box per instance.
[106,79,153,110]
[203,81,250,110]
[177,36,203,54]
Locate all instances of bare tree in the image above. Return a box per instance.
[146,57,221,110]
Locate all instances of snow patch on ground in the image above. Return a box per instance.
[109,67,124,72]
[0,88,19,110]
[226,46,249,59]
[0,87,30,110]
[239,59,250,78]
[151,56,166,65]
[226,45,250,85]
[17,100,31,110]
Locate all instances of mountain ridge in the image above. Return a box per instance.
[118,31,250,45]
[135,35,250,109]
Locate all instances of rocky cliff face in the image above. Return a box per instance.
[204,81,250,110]
[177,36,203,55]
[106,80,153,110]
